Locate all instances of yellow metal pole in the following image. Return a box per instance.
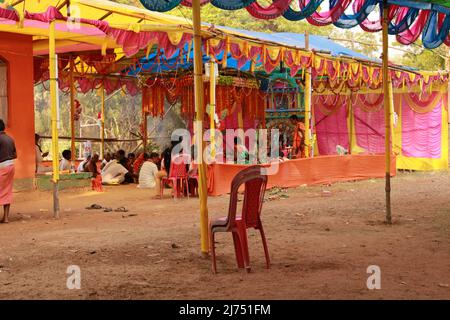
[209,58,216,158]
[49,20,60,218]
[101,84,105,159]
[192,0,209,256]
[382,1,392,224]
[69,56,76,167]
[304,31,312,158]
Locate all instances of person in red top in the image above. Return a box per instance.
[290,115,306,158]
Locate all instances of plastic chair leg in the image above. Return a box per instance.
[160,180,164,198]
[232,232,245,269]
[185,178,190,199]
[237,227,251,273]
[210,229,217,274]
[258,225,270,269]
[173,179,179,199]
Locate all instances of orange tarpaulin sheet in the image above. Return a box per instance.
[208,155,396,196]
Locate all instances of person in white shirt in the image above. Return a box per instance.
[101,152,112,170]
[138,152,166,197]
[59,150,72,172]
[77,155,91,173]
[101,159,128,185]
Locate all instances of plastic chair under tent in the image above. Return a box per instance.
[189,152,224,197]
[209,165,270,274]
[160,154,191,199]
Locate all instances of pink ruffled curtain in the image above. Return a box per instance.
[313,95,349,155]
[401,96,442,159]
[0,7,19,21]
[354,97,386,154]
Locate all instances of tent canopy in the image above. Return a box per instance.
[129,28,374,75]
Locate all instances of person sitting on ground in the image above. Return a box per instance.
[86,154,103,192]
[116,149,127,167]
[128,153,136,168]
[127,152,136,177]
[132,152,147,182]
[115,149,134,183]
[86,154,100,178]
[101,157,128,185]
[101,153,112,170]
[77,154,91,173]
[138,152,167,198]
[35,134,51,174]
[59,150,72,172]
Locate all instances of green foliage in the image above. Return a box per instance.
[393,41,447,71]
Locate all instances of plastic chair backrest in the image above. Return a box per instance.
[226,166,268,230]
[169,154,190,179]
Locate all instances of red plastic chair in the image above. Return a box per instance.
[160,154,191,199]
[188,164,199,197]
[209,165,269,274]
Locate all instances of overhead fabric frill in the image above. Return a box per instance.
[139,0,450,49]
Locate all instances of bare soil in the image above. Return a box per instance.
[1,171,450,300]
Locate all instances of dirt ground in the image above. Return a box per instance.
[0,171,450,300]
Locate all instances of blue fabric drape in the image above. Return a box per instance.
[333,0,379,28]
[283,0,324,21]
[422,11,450,48]
[211,0,256,10]
[139,0,180,12]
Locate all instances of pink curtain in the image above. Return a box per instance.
[354,101,386,154]
[401,98,442,159]
[314,96,349,155]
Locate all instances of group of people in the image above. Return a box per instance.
[80,149,168,197]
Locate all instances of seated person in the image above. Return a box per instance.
[59,150,72,172]
[35,134,51,174]
[116,149,127,168]
[77,155,91,173]
[87,154,103,192]
[161,140,179,176]
[128,153,136,169]
[116,149,134,184]
[86,154,100,178]
[132,152,146,182]
[101,159,128,185]
[101,153,112,170]
[138,152,167,197]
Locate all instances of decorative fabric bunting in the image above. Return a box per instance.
[137,0,450,48]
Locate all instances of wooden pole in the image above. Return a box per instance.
[49,20,60,219]
[69,56,76,167]
[100,84,105,159]
[143,110,148,151]
[382,1,392,224]
[192,0,209,256]
[304,31,312,158]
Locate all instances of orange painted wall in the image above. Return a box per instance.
[0,32,35,179]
